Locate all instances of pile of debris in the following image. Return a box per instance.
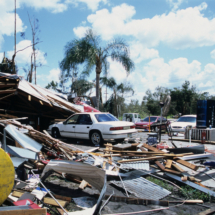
[0,118,215,214]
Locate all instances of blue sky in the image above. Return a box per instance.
[1,0,215,103]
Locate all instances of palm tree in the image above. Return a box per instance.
[101,77,134,117]
[60,29,134,109]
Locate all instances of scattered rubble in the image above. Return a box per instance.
[0,118,215,214]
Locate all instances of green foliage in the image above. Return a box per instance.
[146,176,211,202]
[102,78,134,117]
[0,57,17,74]
[60,29,134,109]
[179,186,211,202]
[71,78,94,96]
[146,176,174,192]
[170,81,197,115]
[142,86,172,116]
[45,81,58,91]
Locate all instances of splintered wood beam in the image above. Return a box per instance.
[118,156,165,163]
[0,82,17,86]
[43,197,68,207]
[165,160,173,169]
[0,113,18,118]
[155,161,182,176]
[172,163,185,172]
[142,143,165,153]
[0,89,16,94]
[0,209,47,215]
[0,92,16,101]
[174,159,199,171]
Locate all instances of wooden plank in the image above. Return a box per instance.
[0,208,46,215]
[198,207,215,215]
[172,163,185,172]
[79,180,88,190]
[43,197,68,207]
[155,161,165,171]
[142,143,164,153]
[118,156,165,163]
[12,191,25,198]
[155,161,182,176]
[0,93,16,101]
[169,200,203,204]
[53,194,71,202]
[175,159,199,171]
[43,130,52,137]
[0,89,16,94]
[165,160,172,168]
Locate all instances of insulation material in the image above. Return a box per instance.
[41,160,106,215]
[5,124,42,152]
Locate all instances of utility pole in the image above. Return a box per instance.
[12,0,17,74]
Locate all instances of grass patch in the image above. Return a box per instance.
[146,176,211,202]
[146,176,174,192]
[179,185,211,202]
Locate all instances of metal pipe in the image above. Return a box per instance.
[31,169,68,215]
[118,173,129,197]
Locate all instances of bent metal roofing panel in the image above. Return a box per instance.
[18,78,83,113]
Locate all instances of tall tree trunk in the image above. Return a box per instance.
[96,58,102,109]
[96,72,100,109]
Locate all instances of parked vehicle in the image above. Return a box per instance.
[47,112,137,146]
[122,113,141,123]
[135,116,169,131]
[169,115,196,132]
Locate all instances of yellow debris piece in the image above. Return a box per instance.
[0,148,15,205]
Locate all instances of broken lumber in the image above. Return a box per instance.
[171,163,185,173]
[169,200,203,204]
[79,180,89,190]
[165,160,172,168]
[155,161,182,176]
[198,207,215,215]
[44,197,68,207]
[53,194,71,202]
[0,208,47,215]
[142,143,165,153]
[118,156,165,163]
[174,159,199,171]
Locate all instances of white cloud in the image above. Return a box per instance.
[166,0,185,11]
[199,81,214,88]
[130,41,159,63]
[211,49,215,59]
[47,68,61,82]
[6,40,47,66]
[18,0,68,13]
[0,1,26,50]
[75,3,215,49]
[66,0,108,11]
[108,55,215,102]
[73,26,90,38]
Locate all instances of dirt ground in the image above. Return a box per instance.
[44,132,215,215]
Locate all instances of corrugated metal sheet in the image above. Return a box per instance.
[111,176,171,200]
[120,161,149,171]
